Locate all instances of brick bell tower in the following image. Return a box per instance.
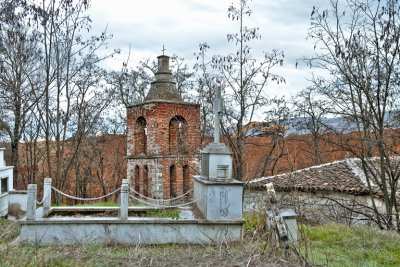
[126,54,201,199]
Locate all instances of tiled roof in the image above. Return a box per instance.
[247,158,372,195]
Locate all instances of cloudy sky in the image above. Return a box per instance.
[87,0,331,98]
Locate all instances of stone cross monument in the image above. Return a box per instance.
[193,87,243,220]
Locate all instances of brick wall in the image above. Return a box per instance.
[127,101,201,199]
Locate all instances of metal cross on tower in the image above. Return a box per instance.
[161,45,166,55]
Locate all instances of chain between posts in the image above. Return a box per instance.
[49,184,195,207]
[36,189,50,205]
[129,187,193,202]
[51,186,121,201]
[129,193,200,209]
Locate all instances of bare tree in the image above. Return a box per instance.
[212,0,284,181]
[20,117,43,187]
[29,0,117,202]
[259,97,292,177]
[0,0,43,187]
[193,43,223,144]
[106,50,152,109]
[292,86,329,165]
[308,0,400,230]
[170,55,194,100]
[1,0,126,202]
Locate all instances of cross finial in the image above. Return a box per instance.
[162,45,166,55]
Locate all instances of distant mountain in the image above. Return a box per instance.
[286,112,400,135]
[211,113,400,137]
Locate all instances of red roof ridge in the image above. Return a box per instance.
[345,157,374,188]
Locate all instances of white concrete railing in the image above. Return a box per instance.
[26,184,37,220]
[26,178,124,221]
[25,178,198,221]
[43,178,52,215]
[25,179,139,221]
[120,179,129,219]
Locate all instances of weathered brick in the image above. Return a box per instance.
[126,55,201,199]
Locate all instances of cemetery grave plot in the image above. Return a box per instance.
[18,73,245,245]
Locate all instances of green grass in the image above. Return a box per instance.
[243,212,267,232]
[299,223,400,266]
[144,209,180,218]
[242,212,400,266]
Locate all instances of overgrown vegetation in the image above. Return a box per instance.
[300,223,400,266]
[1,217,399,266]
[305,0,400,230]
[245,213,400,266]
[0,219,19,245]
[243,212,267,232]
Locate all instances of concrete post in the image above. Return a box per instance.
[43,178,52,215]
[0,148,5,167]
[26,184,37,220]
[120,179,129,220]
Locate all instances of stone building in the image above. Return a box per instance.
[244,157,398,226]
[0,148,13,216]
[0,148,26,219]
[126,55,201,199]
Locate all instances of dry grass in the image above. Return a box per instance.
[0,236,303,266]
[2,217,399,266]
[0,218,305,267]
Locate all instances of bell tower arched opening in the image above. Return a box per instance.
[169,116,188,154]
[143,165,149,197]
[134,165,140,194]
[135,117,147,155]
[183,165,190,193]
[170,165,177,198]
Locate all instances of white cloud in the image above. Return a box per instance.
[87,0,330,96]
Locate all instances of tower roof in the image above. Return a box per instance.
[143,55,183,102]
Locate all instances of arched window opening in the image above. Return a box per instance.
[135,117,147,155]
[170,165,177,198]
[183,165,190,193]
[135,165,140,195]
[143,165,149,197]
[169,116,188,154]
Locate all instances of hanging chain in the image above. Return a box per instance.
[51,187,121,201]
[129,187,193,203]
[129,193,200,209]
